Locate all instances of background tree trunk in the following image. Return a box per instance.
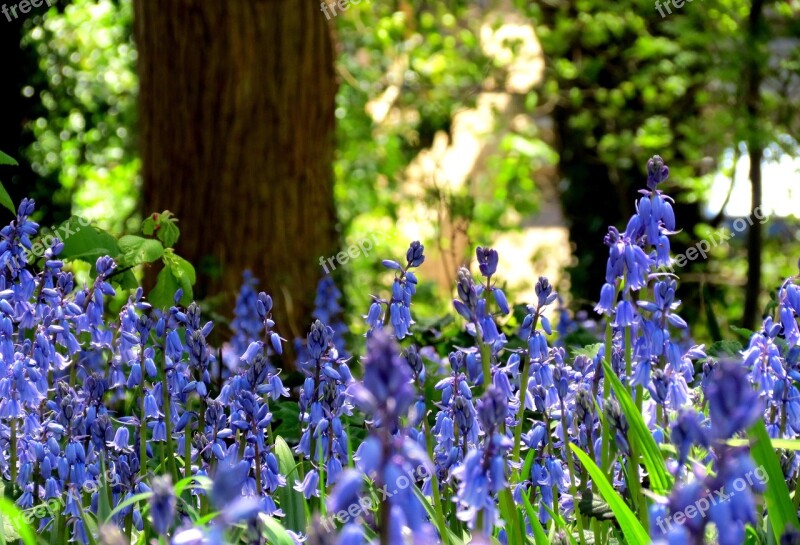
[742,0,766,330]
[134,0,338,354]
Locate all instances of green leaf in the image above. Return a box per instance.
[601,357,672,494]
[748,419,800,541]
[0,152,17,166]
[571,444,650,545]
[571,342,603,359]
[498,487,523,545]
[166,252,195,302]
[730,325,757,341]
[106,492,152,522]
[521,493,550,545]
[157,220,180,249]
[0,497,37,545]
[0,183,14,215]
[727,437,800,451]
[96,456,113,523]
[57,218,120,265]
[275,437,307,534]
[117,235,164,266]
[707,340,744,358]
[149,266,181,309]
[259,515,296,545]
[143,211,180,248]
[411,485,464,545]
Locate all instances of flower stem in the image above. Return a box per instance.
[561,400,587,545]
[422,415,450,545]
[9,420,17,499]
[512,352,531,474]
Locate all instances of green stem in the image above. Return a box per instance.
[9,419,16,499]
[600,321,614,478]
[160,349,177,481]
[561,401,587,545]
[184,423,192,477]
[624,326,647,529]
[478,336,492,395]
[422,416,450,545]
[512,352,531,472]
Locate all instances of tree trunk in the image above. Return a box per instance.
[742,0,765,330]
[134,0,338,353]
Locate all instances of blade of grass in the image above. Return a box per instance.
[411,485,464,545]
[259,515,295,545]
[275,436,307,534]
[521,492,550,545]
[748,419,799,541]
[601,356,672,494]
[0,497,37,545]
[570,444,649,545]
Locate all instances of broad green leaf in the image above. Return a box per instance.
[259,515,295,545]
[143,211,180,248]
[707,340,744,358]
[0,152,17,166]
[56,217,120,265]
[149,266,181,309]
[0,497,36,545]
[164,251,195,304]
[158,220,180,249]
[571,342,603,359]
[97,456,113,523]
[0,183,14,215]
[748,420,799,541]
[118,235,164,266]
[571,444,650,545]
[275,436,307,534]
[601,356,672,494]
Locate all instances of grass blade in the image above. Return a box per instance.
[411,485,464,545]
[275,436,308,534]
[0,497,37,545]
[521,492,550,545]
[571,444,649,545]
[259,515,296,545]
[601,357,672,494]
[748,419,799,541]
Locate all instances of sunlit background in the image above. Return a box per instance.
[2,0,799,347]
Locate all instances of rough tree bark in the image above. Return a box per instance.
[134,0,338,351]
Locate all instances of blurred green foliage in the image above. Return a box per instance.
[22,0,138,234]
[12,0,800,345]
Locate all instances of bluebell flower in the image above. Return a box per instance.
[707,360,762,440]
[149,475,176,536]
[452,386,513,535]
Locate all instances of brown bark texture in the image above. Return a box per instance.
[134,0,338,349]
